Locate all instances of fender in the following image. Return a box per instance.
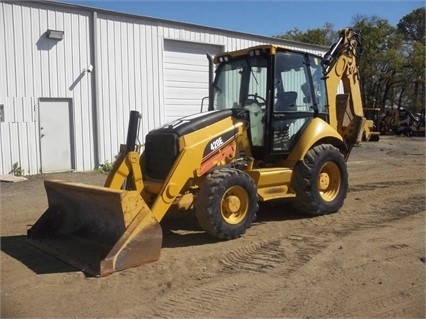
[286,117,345,165]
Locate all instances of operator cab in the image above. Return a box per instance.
[210,45,328,161]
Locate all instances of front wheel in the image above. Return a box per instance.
[195,168,258,240]
[292,144,348,216]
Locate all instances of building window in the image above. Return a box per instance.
[0,105,4,122]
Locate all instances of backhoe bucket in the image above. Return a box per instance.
[27,179,163,277]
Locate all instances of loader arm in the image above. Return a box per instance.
[104,151,143,192]
[144,111,248,222]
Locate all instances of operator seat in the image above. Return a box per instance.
[275,91,298,112]
[272,91,298,152]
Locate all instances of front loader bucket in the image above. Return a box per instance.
[27,179,163,277]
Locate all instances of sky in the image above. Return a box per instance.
[59,0,424,37]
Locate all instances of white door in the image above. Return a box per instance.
[163,40,222,123]
[39,99,74,173]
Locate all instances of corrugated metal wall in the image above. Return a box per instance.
[0,0,327,175]
[0,1,94,174]
[95,14,165,163]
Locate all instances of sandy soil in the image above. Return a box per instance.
[1,135,425,318]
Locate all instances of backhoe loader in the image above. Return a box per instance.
[28,28,366,276]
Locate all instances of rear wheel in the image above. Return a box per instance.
[292,144,348,216]
[195,168,258,239]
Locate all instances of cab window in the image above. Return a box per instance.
[271,51,326,152]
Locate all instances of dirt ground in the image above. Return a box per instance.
[1,135,425,318]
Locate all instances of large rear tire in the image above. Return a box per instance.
[292,144,348,216]
[195,168,258,240]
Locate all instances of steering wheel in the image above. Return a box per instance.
[243,94,266,107]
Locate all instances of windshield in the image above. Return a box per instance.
[213,55,268,147]
[213,55,268,110]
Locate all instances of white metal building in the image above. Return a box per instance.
[0,0,327,175]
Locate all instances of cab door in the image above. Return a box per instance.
[269,51,327,154]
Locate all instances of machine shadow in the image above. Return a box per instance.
[160,210,216,248]
[1,202,309,275]
[256,199,310,222]
[160,200,309,248]
[0,235,78,275]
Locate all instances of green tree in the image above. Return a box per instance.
[396,8,425,113]
[352,15,403,109]
[397,7,425,42]
[273,8,425,114]
[273,23,337,46]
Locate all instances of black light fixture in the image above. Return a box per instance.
[46,29,64,40]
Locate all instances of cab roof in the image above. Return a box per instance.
[213,44,321,64]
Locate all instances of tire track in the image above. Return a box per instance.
[220,236,329,276]
[152,237,329,318]
[245,211,426,318]
[296,190,424,231]
[349,178,424,192]
[150,158,425,318]
[219,239,285,273]
[341,289,425,318]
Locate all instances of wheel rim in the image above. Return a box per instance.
[317,162,341,202]
[221,185,249,224]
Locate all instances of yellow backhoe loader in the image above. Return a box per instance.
[28,28,366,276]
